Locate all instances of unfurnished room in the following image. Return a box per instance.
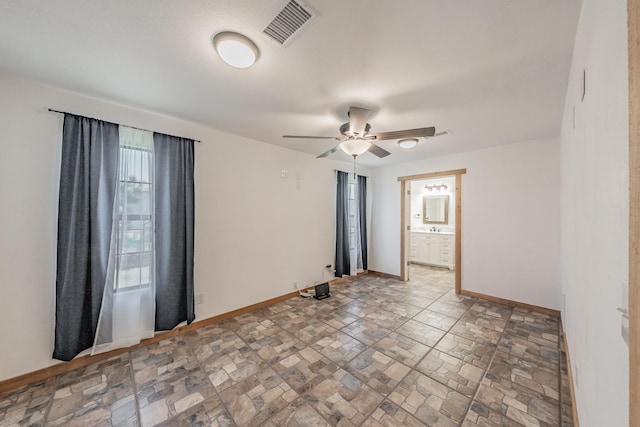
[0,1,638,426]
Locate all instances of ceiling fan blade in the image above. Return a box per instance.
[283,135,342,140]
[316,145,341,158]
[367,143,391,158]
[368,127,436,141]
[348,106,371,137]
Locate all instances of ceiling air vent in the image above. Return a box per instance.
[263,0,317,47]
[426,130,451,139]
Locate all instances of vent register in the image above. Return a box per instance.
[263,0,316,46]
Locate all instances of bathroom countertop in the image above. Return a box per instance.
[410,230,455,235]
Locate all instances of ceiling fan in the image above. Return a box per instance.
[283,106,436,159]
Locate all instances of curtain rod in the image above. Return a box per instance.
[47,108,202,144]
[334,169,369,176]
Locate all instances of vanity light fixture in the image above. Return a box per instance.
[398,138,419,149]
[425,183,448,191]
[213,31,259,68]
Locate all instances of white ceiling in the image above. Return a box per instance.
[0,0,582,167]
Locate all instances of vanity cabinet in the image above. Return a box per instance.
[410,232,454,269]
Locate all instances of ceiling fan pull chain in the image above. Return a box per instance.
[353,155,357,178]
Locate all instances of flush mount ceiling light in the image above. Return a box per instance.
[398,138,419,149]
[213,31,259,68]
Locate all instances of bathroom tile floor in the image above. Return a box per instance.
[0,265,573,426]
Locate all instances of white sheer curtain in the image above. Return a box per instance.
[348,175,364,276]
[92,126,156,355]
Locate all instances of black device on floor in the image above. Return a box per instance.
[313,282,330,300]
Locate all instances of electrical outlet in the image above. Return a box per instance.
[292,281,298,290]
[195,293,204,305]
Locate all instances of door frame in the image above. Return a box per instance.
[628,0,639,424]
[397,168,466,293]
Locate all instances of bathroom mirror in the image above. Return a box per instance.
[423,195,449,224]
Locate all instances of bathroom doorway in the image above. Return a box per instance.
[628,0,639,422]
[397,169,466,294]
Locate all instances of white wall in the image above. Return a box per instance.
[370,137,561,310]
[0,74,364,381]
[559,0,629,425]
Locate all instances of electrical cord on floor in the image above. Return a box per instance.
[295,265,334,299]
[294,283,314,298]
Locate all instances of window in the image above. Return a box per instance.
[54,113,195,361]
[348,178,357,250]
[114,129,154,291]
[335,171,367,277]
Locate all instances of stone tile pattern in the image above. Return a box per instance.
[0,265,570,426]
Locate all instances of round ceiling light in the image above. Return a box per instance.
[213,31,259,69]
[397,138,419,149]
[340,139,372,157]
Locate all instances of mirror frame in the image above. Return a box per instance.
[423,195,449,224]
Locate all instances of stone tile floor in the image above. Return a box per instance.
[0,265,573,426]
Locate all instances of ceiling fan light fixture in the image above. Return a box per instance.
[398,138,419,149]
[340,139,372,157]
[213,31,259,68]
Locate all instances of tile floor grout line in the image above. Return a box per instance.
[461,308,516,424]
[260,300,348,427]
[233,303,349,426]
[397,288,478,372]
[384,300,480,425]
[126,349,143,427]
[40,369,59,425]
[335,280,452,369]
[354,276,478,426]
[332,271,454,424]
[304,286,432,424]
[259,277,450,426]
[184,332,237,427]
[322,307,389,402]
[250,291,365,425]
[350,316,447,423]
[361,280,456,350]
[319,295,388,367]
[4,266,564,426]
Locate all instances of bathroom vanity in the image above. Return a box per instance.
[410,231,455,269]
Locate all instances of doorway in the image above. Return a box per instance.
[628,0,639,424]
[397,169,466,294]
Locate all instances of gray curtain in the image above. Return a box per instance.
[153,133,195,330]
[358,175,368,270]
[53,114,119,361]
[335,171,350,277]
